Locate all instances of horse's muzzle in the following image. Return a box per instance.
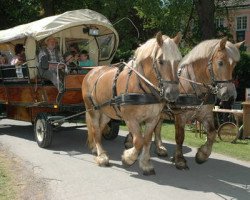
[217,82,237,101]
[163,83,180,102]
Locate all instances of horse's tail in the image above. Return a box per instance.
[86,111,95,150]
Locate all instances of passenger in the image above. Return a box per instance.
[0,52,8,65]
[69,43,80,54]
[11,44,26,65]
[69,43,80,63]
[63,51,77,74]
[78,50,94,74]
[38,36,64,93]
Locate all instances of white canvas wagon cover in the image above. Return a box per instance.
[0,9,118,43]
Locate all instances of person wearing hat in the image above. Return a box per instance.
[38,36,64,93]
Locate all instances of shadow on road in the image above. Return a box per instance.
[0,122,249,199]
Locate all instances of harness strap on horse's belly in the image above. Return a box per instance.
[92,93,160,111]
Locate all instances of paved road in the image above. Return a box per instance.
[0,119,250,200]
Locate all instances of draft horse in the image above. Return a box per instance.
[154,38,244,169]
[125,37,244,169]
[82,32,182,175]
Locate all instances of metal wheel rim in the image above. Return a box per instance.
[36,119,45,142]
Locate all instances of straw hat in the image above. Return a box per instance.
[44,36,58,44]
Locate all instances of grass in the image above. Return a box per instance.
[0,155,15,200]
[120,121,250,162]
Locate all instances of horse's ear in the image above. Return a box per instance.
[235,40,245,49]
[219,37,227,50]
[173,32,182,45]
[156,32,163,47]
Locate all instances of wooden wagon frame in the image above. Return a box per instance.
[0,9,120,147]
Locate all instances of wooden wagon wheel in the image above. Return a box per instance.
[217,122,238,143]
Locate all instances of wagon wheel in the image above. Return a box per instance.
[102,120,120,140]
[217,122,238,143]
[34,113,53,148]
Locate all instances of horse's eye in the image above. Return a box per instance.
[158,60,164,65]
[218,60,223,67]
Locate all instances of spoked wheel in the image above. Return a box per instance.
[218,122,238,143]
[102,120,120,140]
[34,113,53,148]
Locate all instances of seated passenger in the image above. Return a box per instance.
[11,44,26,66]
[69,43,80,65]
[38,36,64,93]
[78,50,94,74]
[63,51,77,74]
[0,52,8,65]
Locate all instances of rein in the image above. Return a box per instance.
[122,61,161,92]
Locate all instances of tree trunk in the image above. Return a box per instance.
[41,0,55,17]
[194,0,215,39]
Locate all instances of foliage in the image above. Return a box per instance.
[0,0,41,29]
[234,52,250,101]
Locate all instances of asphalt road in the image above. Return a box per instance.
[0,119,250,200]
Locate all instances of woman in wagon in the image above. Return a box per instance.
[10,44,26,66]
[78,50,94,74]
[38,36,65,93]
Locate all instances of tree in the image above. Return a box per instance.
[194,0,216,39]
[41,0,55,17]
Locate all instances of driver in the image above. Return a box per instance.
[38,36,64,93]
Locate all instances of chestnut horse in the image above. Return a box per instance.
[82,32,182,175]
[125,37,244,169]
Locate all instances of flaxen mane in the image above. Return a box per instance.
[180,39,240,66]
[134,35,182,64]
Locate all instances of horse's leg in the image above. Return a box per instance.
[195,112,216,164]
[122,121,143,166]
[154,118,168,157]
[124,132,133,149]
[139,117,160,175]
[86,111,110,166]
[173,114,189,170]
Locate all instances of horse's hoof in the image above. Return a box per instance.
[121,155,136,167]
[172,155,188,170]
[195,153,207,164]
[175,162,189,170]
[124,141,133,149]
[155,147,168,157]
[195,151,208,164]
[143,168,156,176]
[95,154,109,167]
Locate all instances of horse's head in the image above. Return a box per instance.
[142,32,182,102]
[210,38,244,101]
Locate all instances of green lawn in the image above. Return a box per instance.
[120,122,250,162]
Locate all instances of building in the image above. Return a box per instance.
[216,0,250,51]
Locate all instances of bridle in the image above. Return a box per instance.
[178,44,234,95]
[126,44,180,100]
